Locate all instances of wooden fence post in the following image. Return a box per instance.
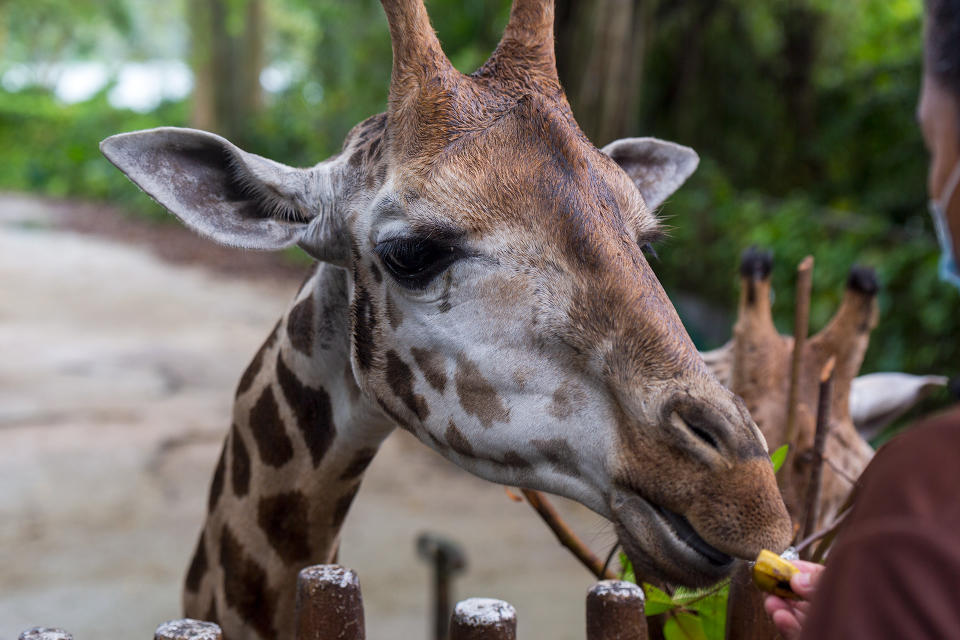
[586,580,647,640]
[724,561,779,640]
[18,629,72,640]
[450,598,517,640]
[154,619,222,640]
[295,564,365,640]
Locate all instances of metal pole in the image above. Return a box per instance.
[417,532,468,640]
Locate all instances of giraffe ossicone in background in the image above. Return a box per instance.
[702,249,879,530]
[102,2,793,638]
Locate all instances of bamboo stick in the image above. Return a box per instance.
[784,255,814,450]
[800,357,836,557]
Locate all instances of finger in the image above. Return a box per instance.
[771,608,803,640]
[791,600,811,615]
[792,560,823,573]
[791,563,825,599]
[787,601,808,625]
[764,595,791,617]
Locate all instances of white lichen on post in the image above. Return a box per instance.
[19,629,73,640]
[451,598,517,640]
[154,619,222,640]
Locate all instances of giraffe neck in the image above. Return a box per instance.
[184,263,393,640]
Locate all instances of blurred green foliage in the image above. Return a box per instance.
[637,0,959,384]
[0,88,184,218]
[0,0,956,383]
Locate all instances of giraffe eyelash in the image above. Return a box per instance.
[374,236,464,290]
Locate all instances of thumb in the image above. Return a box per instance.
[790,563,824,600]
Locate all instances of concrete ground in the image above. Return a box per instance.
[0,194,613,640]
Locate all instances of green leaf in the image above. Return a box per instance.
[618,551,635,583]
[771,444,789,472]
[664,611,708,640]
[692,587,729,640]
[643,583,680,616]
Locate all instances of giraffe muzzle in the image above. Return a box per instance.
[610,489,736,587]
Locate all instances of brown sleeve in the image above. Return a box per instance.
[801,406,960,640]
[801,521,960,640]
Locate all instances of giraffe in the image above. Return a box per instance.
[100,2,793,639]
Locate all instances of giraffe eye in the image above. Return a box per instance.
[375,236,462,289]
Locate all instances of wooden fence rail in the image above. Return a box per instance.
[17,564,654,640]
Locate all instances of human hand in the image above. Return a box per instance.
[763,560,825,639]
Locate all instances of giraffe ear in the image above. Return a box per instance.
[602,137,700,211]
[100,127,349,264]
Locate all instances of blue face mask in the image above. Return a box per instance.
[929,159,960,292]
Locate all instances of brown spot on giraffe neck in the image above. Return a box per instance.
[248,386,294,468]
[339,447,378,481]
[352,280,378,371]
[257,491,312,564]
[286,292,316,355]
[184,531,207,594]
[411,347,447,393]
[208,443,226,512]
[230,425,251,497]
[220,524,278,639]
[236,320,280,397]
[532,438,580,477]
[332,484,361,529]
[276,352,337,468]
[385,350,430,421]
[445,419,474,457]
[454,353,510,428]
[385,292,404,329]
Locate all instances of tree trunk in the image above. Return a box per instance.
[556,0,651,145]
[189,0,265,144]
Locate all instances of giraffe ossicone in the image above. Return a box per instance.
[102,1,792,639]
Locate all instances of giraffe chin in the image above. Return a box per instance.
[611,490,735,588]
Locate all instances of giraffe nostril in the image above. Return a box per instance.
[689,424,719,450]
[668,410,723,453]
[663,394,731,455]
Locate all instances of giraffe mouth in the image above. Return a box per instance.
[610,489,734,586]
[649,503,733,567]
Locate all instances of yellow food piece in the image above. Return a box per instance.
[752,549,801,599]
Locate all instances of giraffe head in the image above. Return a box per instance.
[101,0,790,587]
